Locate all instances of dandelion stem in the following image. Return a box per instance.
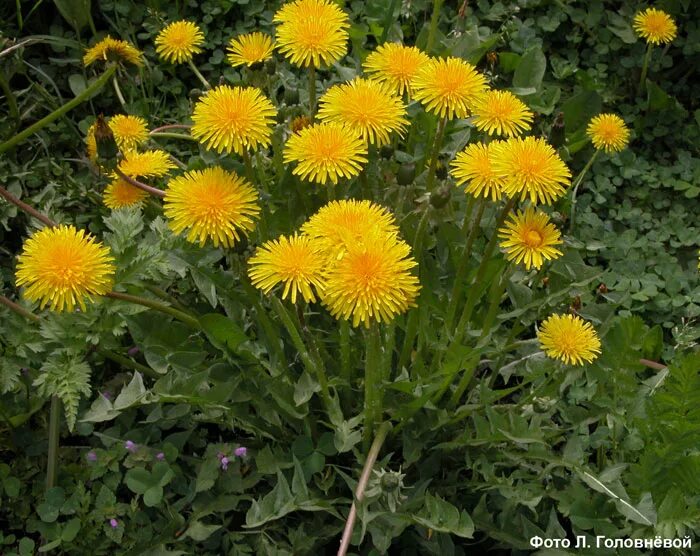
[270,297,333,413]
[340,319,351,384]
[96,347,160,379]
[46,395,61,491]
[0,64,116,155]
[187,59,211,89]
[104,291,201,330]
[0,294,41,322]
[0,184,57,227]
[569,150,599,234]
[112,75,127,109]
[149,124,192,134]
[149,132,198,142]
[453,198,514,341]
[113,167,166,199]
[398,209,430,369]
[426,0,444,54]
[444,196,485,333]
[638,43,653,94]
[363,324,383,452]
[337,421,392,556]
[308,63,317,115]
[425,116,447,192]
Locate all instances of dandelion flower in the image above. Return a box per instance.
[103,178,148,209]
[116,150,175,179]
[191,85,277,155]
[108,115,149,152]
[83,36,143,67]
[322,232,420,327]
[248,234,326,303]
[587,113,630,153]
[472,90,533,137]
[283,122,367,185]
[15,225,115,312]
[492,137,571,205]
[317,78,409,146]
[362,42,430,97]
[498,207,563,270]
[301,199,399,256]
[163,167,260,248]
[537,313,601,366]
[155,21,205,64]
[411,57,488,120]
[450,142,505,201]
[273,0,350,68]
[633,8,677,45]
[227,32,275,67]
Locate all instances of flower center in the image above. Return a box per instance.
[524,229,543,247]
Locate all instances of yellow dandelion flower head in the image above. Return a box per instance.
[248,233,326,303]
[163,166,260,248]
[498,207,563,270]
[450,141,506,201]
[283,122,368,185]
[227,32,275,67]
[362,42,430,97]
[83,35,143,67]
[537,313,602,366]
[633,8,677,45]
[317,77,409,147]
[411,56,488,119]
[322,231,420,327]
[116,150,175,179]
[492,136,571,205]
[301,199,399,256]
[15,225,115,312]
[155,20,205,64]
[273,0,350,68]
[472,89,534,137]
[103,178,148,209]
[85,122,98,161]
[108,114,149,152]
[587,113,630,153]
[191,85,277,155]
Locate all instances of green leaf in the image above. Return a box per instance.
[143,485,164,507]
[200,313,249,354]
[412,493,474,538]
[68,74,86,96]
[562,90,602,133]
[114,372,147,409]
[513,47,546,91]
[61,518,81,542]
[34,353,91,431]
[184,521,221,542]
[125,468,151,495]
[646,80,671,111]
[53,0,92,31]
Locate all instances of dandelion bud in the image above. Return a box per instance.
[94,115,119,166]
[430,184,451,209]
[396,163,415,186]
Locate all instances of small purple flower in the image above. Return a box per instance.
[234,447,247,457]
[21,367,30,377]
[128,346,140,357]
[125,440,137,453]
[109,518,118,529]
[220,456,229,471]
[156,452,165,461]
[86,450,98,462]
[102,391,112,400]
